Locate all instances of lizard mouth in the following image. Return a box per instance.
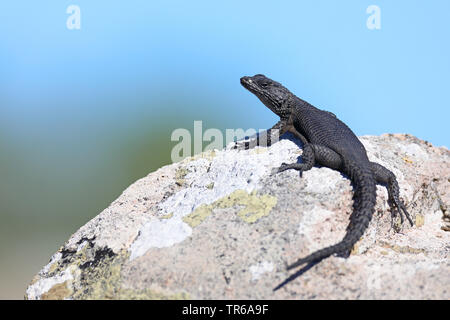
[240,76,258,92]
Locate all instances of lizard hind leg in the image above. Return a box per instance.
[311,144,343,170]
[370,162,414,226]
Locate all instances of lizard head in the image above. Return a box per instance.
[240,74,292,117]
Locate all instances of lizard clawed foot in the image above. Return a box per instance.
[277,162,290,173]
[397,200,414,227]
[271,163,285,175]
[391,199,414,227]
[270,167,281,175]
[271,163,302,175]
[272,162,305,176]
[388,198,414,231]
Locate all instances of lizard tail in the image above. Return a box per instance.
[287,162,377,270]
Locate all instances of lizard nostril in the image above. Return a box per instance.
[240,77,251,86]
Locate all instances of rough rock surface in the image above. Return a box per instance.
[26,134,449,300]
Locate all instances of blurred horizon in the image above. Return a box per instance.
[1,1,449,298]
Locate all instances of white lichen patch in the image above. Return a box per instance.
[26,266,74,300]
[128,139,299,260]
[129,217,192,260]
[25,134,450,300]
[303,168,342,195]
[40,252,62,274]
[398,143,429,161]
[77,240,89,252]
[158,140,297,219]
[249,261,274,281]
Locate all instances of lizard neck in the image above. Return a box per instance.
[275,94,298,121]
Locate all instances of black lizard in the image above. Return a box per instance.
[239,74,414,290]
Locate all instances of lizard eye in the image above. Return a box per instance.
[260,82,269,88]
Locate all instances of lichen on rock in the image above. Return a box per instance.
[182,189,277,227]
[25,134,450,299]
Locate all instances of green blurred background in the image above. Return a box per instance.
[1,1,449,298]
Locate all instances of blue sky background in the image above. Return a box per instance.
[0,1,449,298]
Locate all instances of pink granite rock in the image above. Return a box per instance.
[26,134,449,300]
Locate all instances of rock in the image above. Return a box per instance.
[25,133,450,300]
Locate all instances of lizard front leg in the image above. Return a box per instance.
[273,127,313,175]
[233,120,288,150]
[274,143,315,176]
